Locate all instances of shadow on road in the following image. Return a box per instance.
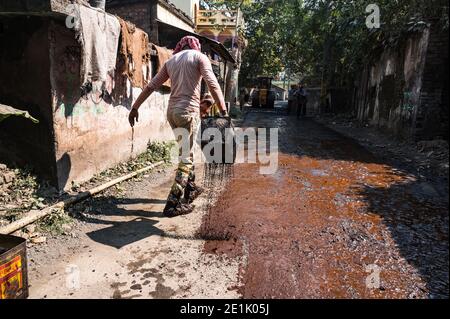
[227,108,448,298]
[86,218,163,249]
[70,196,168,249]
[352,181,449,298]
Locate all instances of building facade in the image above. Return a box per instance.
[354,24,449,141]
[106,0,196,44]
[196,8,245,50]
[170,0,199,22]
[0,0,240,189]
[0,0,175,189]
[195,7,247,105]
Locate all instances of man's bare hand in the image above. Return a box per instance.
[220,109,229,117]
[129,109,139,127]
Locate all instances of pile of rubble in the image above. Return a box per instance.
[0,164,20,226]
[0,141,174,234]
[0,164,15,186]
[316,114,449,197]
[0,164,54,227]
[417,139,449,166]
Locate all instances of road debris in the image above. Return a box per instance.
[202,110,448,299]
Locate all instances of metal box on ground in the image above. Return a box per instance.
[0,234,28,299]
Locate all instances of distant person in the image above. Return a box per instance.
[244,90,250,103]
[128,36,228,218]
[288,84,298,115]
[296,83,308,119]
[249,87,256,107]
[239,87,248,110]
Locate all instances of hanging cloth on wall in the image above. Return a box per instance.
[116,17,151,90]
[152,44,173,89]
[74,5,120,88]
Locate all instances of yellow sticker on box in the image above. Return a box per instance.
[0,255,23,299]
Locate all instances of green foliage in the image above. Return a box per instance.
[0,142,176,232]
[38,208,72,235]
[9,169,39,200]
[200,0,252,10]
[1,168,43,214]
[0,167,54,226]
[141,141,175,165]
[94,141,175,180]
[202,0,449,87]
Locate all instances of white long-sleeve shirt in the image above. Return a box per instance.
[146,50,226,113]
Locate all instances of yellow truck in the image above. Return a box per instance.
[251,76,276,108]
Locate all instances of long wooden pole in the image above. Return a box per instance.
[0,161,165,235]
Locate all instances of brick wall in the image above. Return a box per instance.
[107,2,152,36]
[416,23,449,141]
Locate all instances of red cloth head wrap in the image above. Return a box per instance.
[173,36,202,54]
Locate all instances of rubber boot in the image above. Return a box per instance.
[184,182,205,204]
[163,173,194,218]
[163,201,195,218]
[184,171,205,204]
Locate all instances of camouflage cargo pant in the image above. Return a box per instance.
[165,108,200,209]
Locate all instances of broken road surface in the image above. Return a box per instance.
[28,103,448,299]
[28,166,242,299]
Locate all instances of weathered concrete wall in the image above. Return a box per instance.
[0,16,57,183]
[354,24,449,141]
[1,12,174,190]
[306,88,321,115]
[0,0,52,12]
[156,3,194,32]
[106,0,195,46]
[355,29,431,139]
[0,0,90,16]
[106,1,152,36]
[416,24,449,141]
[106,0,162,44]
[49,20,174,189]
[169,0,198,21]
